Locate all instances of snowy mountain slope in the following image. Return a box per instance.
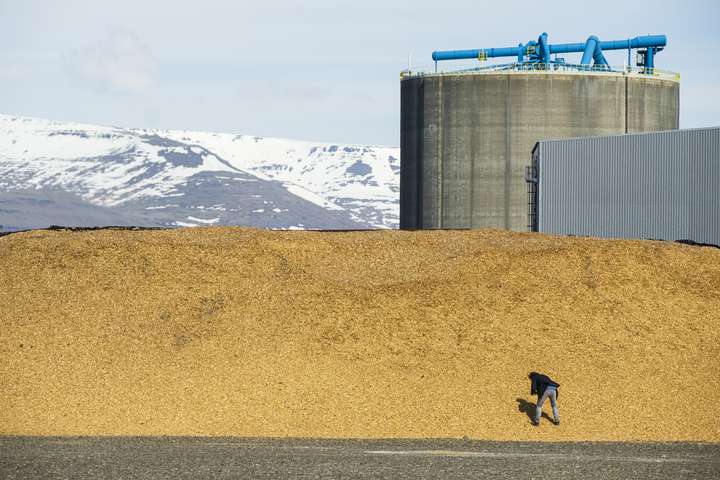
[0,115,400,231]
[160,130,400,228]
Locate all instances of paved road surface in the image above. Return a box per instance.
[2,437,718,479]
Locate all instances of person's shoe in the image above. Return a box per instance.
[531,420,539,426]
[553,420,560,426]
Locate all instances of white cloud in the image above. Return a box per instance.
[65,29,159,93]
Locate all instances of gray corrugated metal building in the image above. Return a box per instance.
[527,127,720,245]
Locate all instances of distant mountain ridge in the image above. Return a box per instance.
[0,114,400,232]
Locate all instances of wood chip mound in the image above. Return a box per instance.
[1,227,718,441]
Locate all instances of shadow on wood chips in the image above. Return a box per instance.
[516,398,554,424]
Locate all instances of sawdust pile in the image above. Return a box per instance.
[1,228,719,441]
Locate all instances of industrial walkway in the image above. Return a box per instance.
[2,437,718,479]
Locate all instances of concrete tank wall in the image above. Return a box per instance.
[400,71,680,230]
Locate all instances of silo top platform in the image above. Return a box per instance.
[415,32,676,80]
[400,62,680,83]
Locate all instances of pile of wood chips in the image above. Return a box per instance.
[1,227,718,441]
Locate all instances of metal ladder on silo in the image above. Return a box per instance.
[525,165,538,232]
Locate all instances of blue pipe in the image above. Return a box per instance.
[602,35,666,50]
[646,48,655,69]
[538,32,551,65]
[431,34,667,63]
[593,43,608,66]
[549,42,587,54]
[432,46,519,61]
[580,36,598,65]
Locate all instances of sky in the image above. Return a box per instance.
[1,0,719,146]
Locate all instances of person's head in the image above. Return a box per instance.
[528,371,539,379]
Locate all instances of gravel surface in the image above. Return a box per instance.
[2,437,718,480]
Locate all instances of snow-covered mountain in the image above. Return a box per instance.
[0,114,400,231]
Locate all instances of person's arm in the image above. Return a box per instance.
[530,377,537,395]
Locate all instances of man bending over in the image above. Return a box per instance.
[529,372,560,426]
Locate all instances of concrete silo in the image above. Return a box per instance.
[400,33,680,230]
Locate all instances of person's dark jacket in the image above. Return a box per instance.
[530,373,560,399]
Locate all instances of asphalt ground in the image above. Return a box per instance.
[1,437,718,479]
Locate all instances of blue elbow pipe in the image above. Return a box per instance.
[593,44,609,66]
[580,36,598,65]
[538,32,551,64]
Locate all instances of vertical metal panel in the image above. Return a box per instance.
[536,127,720,245]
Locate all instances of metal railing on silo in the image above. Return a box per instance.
[400,63,680,82]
